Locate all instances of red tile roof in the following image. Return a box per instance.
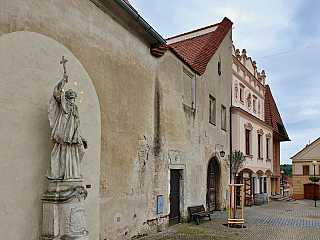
[283,175,293,185]
[151,17,233,75]
[264,85,290,140]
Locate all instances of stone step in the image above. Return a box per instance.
[270,195,295,202]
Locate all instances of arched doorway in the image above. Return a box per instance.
[206,157,220,211]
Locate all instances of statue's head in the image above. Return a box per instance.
[65,89,77,99]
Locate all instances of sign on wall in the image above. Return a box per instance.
[157,195,164,214]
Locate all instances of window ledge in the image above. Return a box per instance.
[246,155,253,159]
[266,159,272,162]
[209,121,216,126]
[257,157,263,161]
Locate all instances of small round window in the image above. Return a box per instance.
[218,61,221,76]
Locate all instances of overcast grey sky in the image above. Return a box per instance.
[129,0,320,164]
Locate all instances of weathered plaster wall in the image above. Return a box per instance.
[0,0,170,239]
[156,29,233,215]
[0,31,101,240]
[0,1,234,239]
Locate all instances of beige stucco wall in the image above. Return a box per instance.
[232,109,273,172]
[292,138,320,199]
[0,31,101,240]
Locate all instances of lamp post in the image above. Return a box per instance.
[280,170,284,196]
[312,161,318,207]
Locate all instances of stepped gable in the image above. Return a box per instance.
[151,17,233,75]
[264,85,290,140]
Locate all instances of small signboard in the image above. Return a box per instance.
[157,195,164,214]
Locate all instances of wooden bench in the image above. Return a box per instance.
[188,205,212,225]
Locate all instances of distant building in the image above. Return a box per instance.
[281,175,293,198]
[231,47,290,206]
[291,138,320,199]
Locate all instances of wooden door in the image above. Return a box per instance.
[169,170,180,225]
[207,158,220,211]
[304,184,319,199]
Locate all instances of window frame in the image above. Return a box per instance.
[246,129,251,155]
[182,67,195,109]
[209,95,216,125]
[258,134,262,158]
[303,165,309,175]
[240,87,244,103]
[266,137,270,159]
[221,105,226,130]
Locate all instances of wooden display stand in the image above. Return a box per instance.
[228,184,244,228]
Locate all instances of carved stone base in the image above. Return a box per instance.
[41,180,89,240]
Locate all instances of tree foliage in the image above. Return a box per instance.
[225,150,247,179]
[280,164,292,178]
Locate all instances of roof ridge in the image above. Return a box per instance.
[165,22,220,41]
[151,17,233,75]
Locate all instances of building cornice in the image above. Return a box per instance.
[231,107,273,132]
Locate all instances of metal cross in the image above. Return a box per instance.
[60,56,68,74]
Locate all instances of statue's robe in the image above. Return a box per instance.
[46,78,86,180]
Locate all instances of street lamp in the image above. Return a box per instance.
[280,170,284,196]
[215,144,225,158]
[312,161,318,207]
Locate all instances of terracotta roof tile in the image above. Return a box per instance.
[151,17,233,75]
[264,85,290,140]
[283,175,293,185]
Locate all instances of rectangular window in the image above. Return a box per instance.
[253,98,256,112]
[246,129,250,155]
[240,88,244,102]
[221,105,226,130]
[303,165,309,175]
[258,135,261,158]
[266,138,270,159]
[264,177,267,193]
[209,96,216,125]
[182,67,195,109]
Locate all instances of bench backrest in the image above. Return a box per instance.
[188,205,205,214]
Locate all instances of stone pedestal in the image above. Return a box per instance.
[41,180,89,240]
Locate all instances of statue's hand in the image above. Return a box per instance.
[64,73,69,83]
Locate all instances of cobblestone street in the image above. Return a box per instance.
[138,200,320,240]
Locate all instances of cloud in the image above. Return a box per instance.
[129,0,320,165]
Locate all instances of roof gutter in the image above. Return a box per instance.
[114,0,166,47]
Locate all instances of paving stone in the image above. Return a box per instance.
[138,200,320,239]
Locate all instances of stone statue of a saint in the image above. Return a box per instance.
[46,70,88,180]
